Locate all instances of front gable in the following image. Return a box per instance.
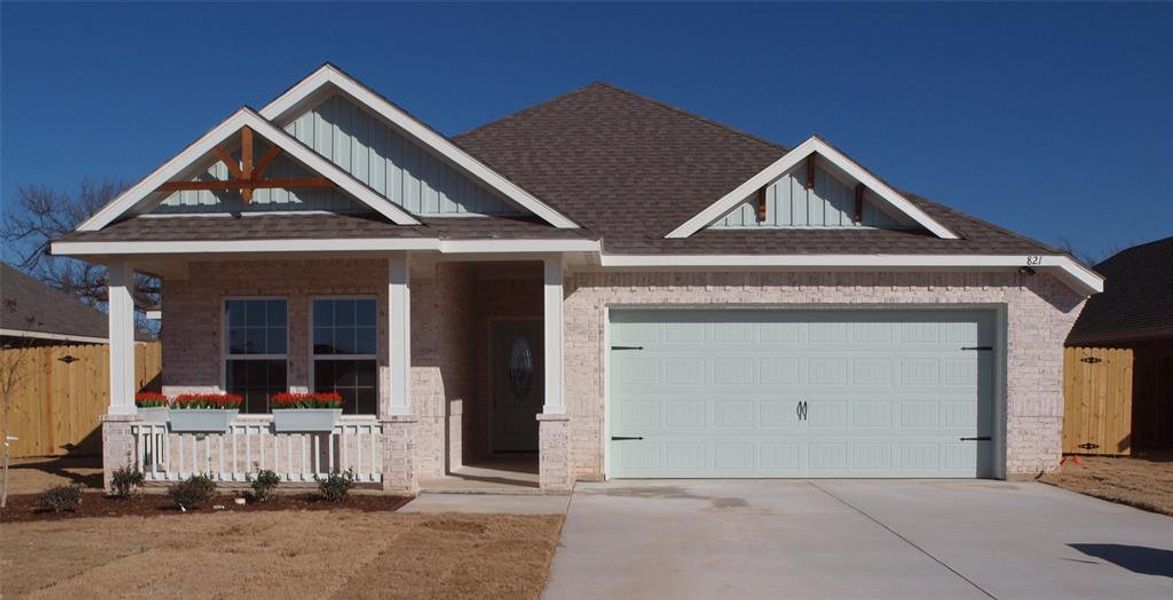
[710,160,914,229]
[282,93,519,216]
[260,63,579,228]
[152,137,365,215]
[667,136,958,239]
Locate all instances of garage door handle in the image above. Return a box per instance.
[611,436,644,441]
[960,436,991,441]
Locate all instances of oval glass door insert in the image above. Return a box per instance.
[507,337,534,399]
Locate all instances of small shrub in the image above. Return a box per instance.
[315,468,356,502]
[169,474,217,510]
[40,485,83,512]
[248,468,281,503]
[110,463,145,498]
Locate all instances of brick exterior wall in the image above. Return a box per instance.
[160,260,391,407]
[154,260,1085,489]
[562,270,1085,481]
[159,259,476,482]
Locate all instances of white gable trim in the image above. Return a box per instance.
[260,64,579,229]
[665,136,959,240]
[597,253,1102,296]
[77,109,419,232]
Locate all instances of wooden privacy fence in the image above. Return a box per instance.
[1063,346,1133,455]
[2,342,161,458]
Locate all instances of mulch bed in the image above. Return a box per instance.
[0,491,411,523]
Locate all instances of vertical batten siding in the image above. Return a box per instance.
[155,93,517,217]
[287,94,518,216]
[713,162,908,229]
[154,152,360,214]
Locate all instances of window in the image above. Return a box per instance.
[225,299,287,413]
[312,298,377,414]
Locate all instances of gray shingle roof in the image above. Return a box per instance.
[59,213,597,243]
[1067,236,1173,344]
[63,81,1065,258]
[454,82,1061,255]
[1,262,108,341]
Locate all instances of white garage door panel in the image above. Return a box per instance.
[609,310,995,478]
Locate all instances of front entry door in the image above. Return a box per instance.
[491,320,544,452]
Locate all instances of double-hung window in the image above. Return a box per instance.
[224,298,288,413]
[312,298,377,415]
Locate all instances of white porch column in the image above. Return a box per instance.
[387,253,412,416]
[102,260,138,492]
[538,255,572,491]
[542,256,565,414]
[106,261,136,416]
[381,253,417,494]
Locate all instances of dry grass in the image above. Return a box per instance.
[0,510,563,599]
[2,456,103,495]
[1040,452,1173,516]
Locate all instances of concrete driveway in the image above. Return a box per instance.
[544,480,1173,599]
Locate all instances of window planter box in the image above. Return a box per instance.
[169,409,238,432]
[273,408,342,432]
[137,407,170,425]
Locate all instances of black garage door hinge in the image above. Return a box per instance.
[611,436,644,441]
[959,436,992,441]
[961,346,993,351]
[611,345,644,351]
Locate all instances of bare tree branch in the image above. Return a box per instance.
[2,181,159,332]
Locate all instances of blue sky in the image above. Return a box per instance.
[2,2,1170,261]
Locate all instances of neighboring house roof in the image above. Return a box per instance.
[0,262,109,343]
[1067,236,1173,345]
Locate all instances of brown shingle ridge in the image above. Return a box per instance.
[456,81,789,154]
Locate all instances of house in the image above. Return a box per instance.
[1067,236,1173,449]
[50,64,1103,492]
[1,262,110,346]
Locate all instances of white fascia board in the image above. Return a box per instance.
[76,109,420,232]
[665,136,959,240]
[259,65,580,230]
[598,253,1103,295]
[51,238,600,256]
[0,329,109,344]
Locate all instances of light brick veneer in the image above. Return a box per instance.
[562,270,1085,481]
[380,416,418,494]
[100,414,139,492]
[537,413,572,490]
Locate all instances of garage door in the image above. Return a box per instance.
[609,309,996,478]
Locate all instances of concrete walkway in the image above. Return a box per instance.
[544,480,1173,599]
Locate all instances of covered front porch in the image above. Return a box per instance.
[99,253,573,493]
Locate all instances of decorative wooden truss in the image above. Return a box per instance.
[157,127,330,202]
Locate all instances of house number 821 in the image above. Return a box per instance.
[1025,256,1041,266]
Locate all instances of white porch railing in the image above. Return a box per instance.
[131,419,383,484]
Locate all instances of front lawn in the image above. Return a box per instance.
[1040,452,1173,516]
[0,509,563,599]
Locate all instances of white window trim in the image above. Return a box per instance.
[76,108,420,232]
[308,295,379,414]
[665,136,959,240]
[222,296,290,412]
[258,63,579,229]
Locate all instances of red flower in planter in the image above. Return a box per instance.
[134,392,169,408]
[270,392,343,409]
[172,393,243,410]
